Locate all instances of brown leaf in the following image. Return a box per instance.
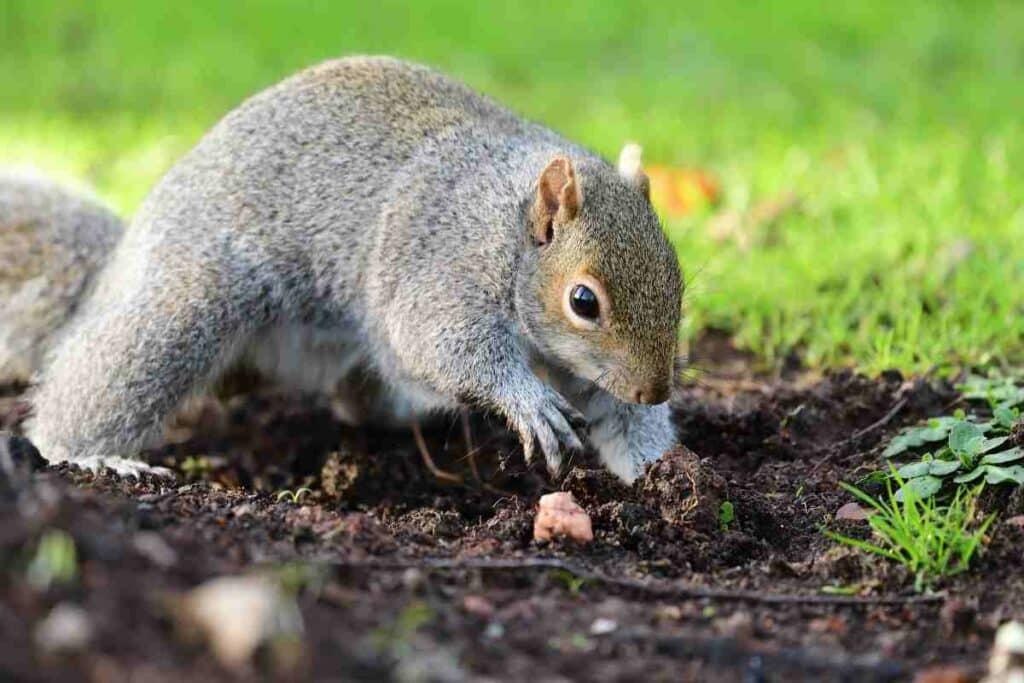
[835,502,874,521]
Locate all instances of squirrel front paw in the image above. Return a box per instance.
[503,385,584,476]
[589,401,676,484]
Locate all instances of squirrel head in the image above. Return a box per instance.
[518,146,682,405]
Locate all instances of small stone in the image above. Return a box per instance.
[231,503,255,517]
[985,621,1024,683]
[589,618,618,635]
[176,574,304,673]
[995,621,1024,654]
[402,568,426,591]
[533,492,593,543]
[462,595,495,618]
[716,611,753,640]
[34,603,93,654]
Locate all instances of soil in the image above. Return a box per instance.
[2,340,1021,682]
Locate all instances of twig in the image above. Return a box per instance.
[325,556,944,607]
[812,397,908,472]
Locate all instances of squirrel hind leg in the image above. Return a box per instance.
[27,275,254,469]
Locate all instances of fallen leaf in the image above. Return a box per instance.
[646,165,720,218]
[835,502,874,521]
[913,665,970,683]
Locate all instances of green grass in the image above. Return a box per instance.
[826,474,994,591]
[3,1,1023,372]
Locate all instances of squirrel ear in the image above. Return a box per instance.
[617,142,651,200]
[532,156,581,244]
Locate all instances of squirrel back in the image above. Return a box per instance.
[0,173,122,383]
[28,56,683,482]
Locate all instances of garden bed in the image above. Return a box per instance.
[1,347,1019,682]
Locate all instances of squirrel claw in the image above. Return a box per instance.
[511,386,584,478]
[73,456,177,481]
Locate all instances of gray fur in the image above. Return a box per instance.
[27,57,683,482]
[0,173,122,383]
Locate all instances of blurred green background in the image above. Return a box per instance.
[2,1,1022,372]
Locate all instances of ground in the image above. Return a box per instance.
[2,337,1020,682]
[3,2,1024,681]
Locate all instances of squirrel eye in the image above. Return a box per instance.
[569,284,600,320]
[544,219,554,244]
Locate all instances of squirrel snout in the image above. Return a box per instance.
[629,382,670,405]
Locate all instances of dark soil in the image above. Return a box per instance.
[1,347,1020,682]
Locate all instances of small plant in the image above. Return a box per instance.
[180,455,213,478]
[371,600,434,657]
[826,471,994,591]
[271,561,328,597]
[879,373,1024,500]
[26,530,78,590]
[718,501,736,531]
[276,487,314,505]
[550,569,587,595]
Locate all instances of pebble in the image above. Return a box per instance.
[177,574,304,672]
[34,603,93,654]
[533,492,593,543]
[983,621,1024,683]
[589,618,618,635]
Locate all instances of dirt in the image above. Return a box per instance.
[1,346,1021,682]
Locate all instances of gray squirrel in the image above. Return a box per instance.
[0,173,122,384]
[25,56,684,483]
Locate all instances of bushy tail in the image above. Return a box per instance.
[0,171,124,383]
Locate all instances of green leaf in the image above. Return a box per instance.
[984,465,1024,485]
[956,376,1024,406]
[856,470,889,486]
[949,421,986,457]
[994,406,1019,429]
[952,467,986,484]
[980,448,1024,465]
[894,476,942,501]
[928,459,962,476]
[978,436,1010,453]
[882,417,959,457]
[718,501,735,530]
[896,461,932,479]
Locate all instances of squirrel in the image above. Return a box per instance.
[0,173,122,385]
[26,56,684,483]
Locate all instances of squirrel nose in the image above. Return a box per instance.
[631,382,670,405]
